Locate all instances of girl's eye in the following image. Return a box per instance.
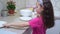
[36,6,38,8]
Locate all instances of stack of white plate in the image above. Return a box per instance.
[19,9,33,21]
[20,9,33,17]
[19,17,32,21]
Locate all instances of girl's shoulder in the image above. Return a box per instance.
[31,16,41,21]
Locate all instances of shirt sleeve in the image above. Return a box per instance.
[29,18,43,28]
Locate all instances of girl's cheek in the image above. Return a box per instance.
[36,9,41,14]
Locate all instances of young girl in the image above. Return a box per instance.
[3,0,54,34]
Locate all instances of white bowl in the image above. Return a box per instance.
[0,21,7,27]
[20,9,32,17]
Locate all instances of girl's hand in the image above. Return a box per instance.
[3,23,10,28]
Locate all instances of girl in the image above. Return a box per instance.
[3,0,54,34]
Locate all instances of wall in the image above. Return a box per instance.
[0,0,7,16]
[0,0,26,11]
[12,0,26,10]
[0,0,7,10]
[26,0,37,8]
[26,0,60,17]
[51,0,60,17]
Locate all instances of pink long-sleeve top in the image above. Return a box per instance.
[29,16,46,34]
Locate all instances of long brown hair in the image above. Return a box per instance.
[42,0,55,28]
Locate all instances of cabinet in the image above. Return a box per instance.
[46,20,60,34]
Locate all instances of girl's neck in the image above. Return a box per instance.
[37,14,42,17]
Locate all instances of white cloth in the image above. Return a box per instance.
[37,0,43,6]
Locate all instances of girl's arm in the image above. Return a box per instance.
[4,22,29,27]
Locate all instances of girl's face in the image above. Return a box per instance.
[36,2,44,14]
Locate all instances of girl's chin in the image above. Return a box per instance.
[37,11,41,14]
[36,10,41,14]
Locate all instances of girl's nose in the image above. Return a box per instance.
[36,8,41,14]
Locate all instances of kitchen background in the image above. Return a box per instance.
[0,0,60,17]
[0,0,60,34]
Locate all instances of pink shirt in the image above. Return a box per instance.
[29,16,46,34]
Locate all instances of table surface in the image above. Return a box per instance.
[0,29,17,34]
[0,15,29,34]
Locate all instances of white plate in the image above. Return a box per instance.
[0,29,17,34]
[19,17,32,21]
[0,21,7,27]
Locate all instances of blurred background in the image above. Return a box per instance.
[0,0,60,34]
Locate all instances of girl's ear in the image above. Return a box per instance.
[41,6,44,12]
[42,6,44,10]
[42,5,44,8]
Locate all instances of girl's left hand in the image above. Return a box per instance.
[3,23,10,28]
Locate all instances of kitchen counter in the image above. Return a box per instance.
[0,13,29,34]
